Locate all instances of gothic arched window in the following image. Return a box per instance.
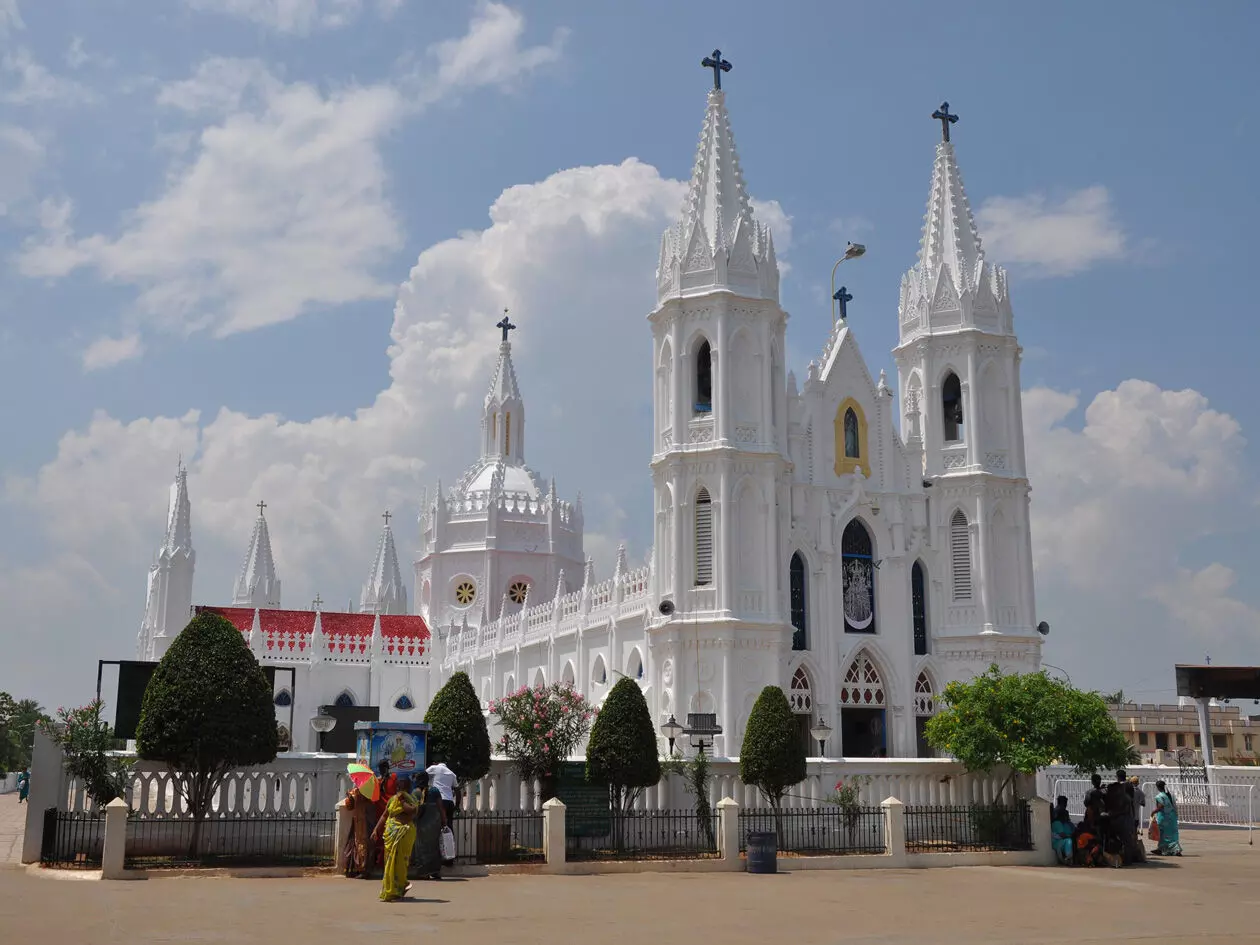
[842,519,876,634]
[694,340,713,413]
[334,691,355,708]
[694,487,713,586]
[942,372,964,442]
[789,666,813,713]
[844,408,860,459]
[914,671,936,757]
[911,561,929,656]
[950,510,972,601]
[790,552,808,651]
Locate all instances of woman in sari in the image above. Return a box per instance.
[1050,797,1074,865]
[16,769,29,804]
[374,776,418,902]
[412,772,447,881]
[1150,780,1183,857]
[341,788,369,878]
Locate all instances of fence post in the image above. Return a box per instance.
[22,729,64,864]
[1029,796,1055,865]
[717,796,740,868]
[334,798,352,873]
[880,796,906,863]
[542,798,566,871]
[101,798,131,879]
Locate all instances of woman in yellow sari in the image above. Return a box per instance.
[373,776,418,902]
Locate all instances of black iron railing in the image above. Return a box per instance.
[124,811,337,868]
[904,802,1032,853]
[738,807,885,855]
[567,809,719,860]
[440,809,545,865]
[40,808,105,869]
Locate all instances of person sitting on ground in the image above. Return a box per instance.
[1072,806,1105,868]
[1050,796,1074,865]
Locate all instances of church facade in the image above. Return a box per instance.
[427,80,1042,758]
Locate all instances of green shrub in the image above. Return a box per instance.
[586,677,661,811]
[739,686,806,813]
[424,671,492,785]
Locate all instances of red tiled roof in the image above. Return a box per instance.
[197,606,255,633]
[320,612,375,638]
[380,614,429,640]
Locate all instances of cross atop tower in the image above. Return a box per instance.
[382,509,392,527]
[932,101,959,142]
[701,49,732,90]
[496,309,516,343]
[312,593,322,610]
[833,285,853,320]
[256,500,267,516]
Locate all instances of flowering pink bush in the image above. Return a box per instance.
[490,683,595,786]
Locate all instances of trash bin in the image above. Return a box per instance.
[746,831,777,874]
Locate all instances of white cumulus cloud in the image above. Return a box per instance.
[82,334,145,371]
[185,0,371,33]
[978,185,1127,276]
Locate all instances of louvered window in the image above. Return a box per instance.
[694,488,713,586]
[950,510,972,601]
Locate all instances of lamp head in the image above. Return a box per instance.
[844,241,866,260]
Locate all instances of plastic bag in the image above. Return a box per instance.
[440,826,456,862]
[1147,816,1160,842]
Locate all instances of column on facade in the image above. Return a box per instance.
[673,334,686,447]
[721,635,733,756]
[759,320,772,448]
[718,468,733,614]
[973,490,995,630]
[1010,348,1028,477]
[964,347,979,468]
[715,314,730,443]
[673,476,686,607]
[1017,492,1036,630]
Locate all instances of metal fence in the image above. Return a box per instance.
[738,807,885,855]
[444,809,545,865]
[1141,780,1256,839]
[124,811,337,868]
[904,803,1032,853]
[567,809,720,860]
[40,808,105,869]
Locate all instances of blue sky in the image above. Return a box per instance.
[2,0,1258,711]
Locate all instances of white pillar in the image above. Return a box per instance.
[1196,697,1216,767]
[717,796,740,867]
[542,797,566,871]
[880,795,906,864]
[21,729,63,863]
[1030,794,1056,866]
[101,797,132,880]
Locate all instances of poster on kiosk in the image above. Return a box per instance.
[355,721,430,777]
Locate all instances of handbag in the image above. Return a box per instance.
[440,826,456,862]
[1147,815,1160,842]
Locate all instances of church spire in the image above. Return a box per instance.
[360,510,407,615]
[656,52,779,303]
[138,460,197,660]
[232,501,281,608]
[917,103,984,293]
[163,459,193,554]
[481,311,525,465]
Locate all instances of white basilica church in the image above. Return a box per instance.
[137,63,1042,758]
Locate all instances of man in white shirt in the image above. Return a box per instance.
[426,761,458,823]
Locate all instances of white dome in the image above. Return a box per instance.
[462,460,542,498]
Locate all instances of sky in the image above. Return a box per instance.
[1,0,1258,713]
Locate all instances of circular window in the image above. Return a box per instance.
[454,580,477,606]
[508,580,530,604]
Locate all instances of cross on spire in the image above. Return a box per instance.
[701,49,732,90]
[932,101,959,142]
[496,309,516,343]
[256,500,267,516]
[382,509,392,527]
[833,286,853,320]
[312,594,323,610]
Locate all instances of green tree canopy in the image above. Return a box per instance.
[924,664,1132,798]
[739,685,806,811]
[586,677,661,811]
[137,613,278,856]
[424,671,491,785]
[0,693,49,775]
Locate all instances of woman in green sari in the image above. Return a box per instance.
[1150,780,1183,857]
[374,776,418,901]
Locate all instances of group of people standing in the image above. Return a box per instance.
[341,759,461,902]
[1050,770,1183,867]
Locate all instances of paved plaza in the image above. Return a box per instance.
[2,793,1259,944]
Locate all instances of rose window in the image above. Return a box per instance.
[508,580,530,605]
[454,580,476,606]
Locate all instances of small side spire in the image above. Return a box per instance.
[360,510,407,615]
[232,501,281,608]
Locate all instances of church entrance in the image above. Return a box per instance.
[841,708,886,757]
[839,651,888,757]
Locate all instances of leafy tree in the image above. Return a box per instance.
[40,700,129,807]
[586,678,661,812]
[740,686,807,822]
[136,613,278,857]
[490,683,594,799]
[0,693,50,775]
[925,664,1132,800]
[661,748,715,847]
[424,671,491,786]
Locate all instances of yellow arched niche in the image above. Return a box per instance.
[834,397,868,477]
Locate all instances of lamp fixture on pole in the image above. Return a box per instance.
[661,714,684,756]
[810,718,833,758]
[310,711,337,752]
[830,242,866,327]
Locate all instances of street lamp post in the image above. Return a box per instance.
[661,714,684,756]
[310,712,337,753]
[830,242,866,326]
[810,718,833,758]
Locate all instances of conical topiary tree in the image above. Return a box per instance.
[136,613,279,858]
[424,670,491,786]
[586,677,661,812]
[740,685,806,824]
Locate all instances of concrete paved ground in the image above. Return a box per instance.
[0,794,28,866]
[2,821,1258,944]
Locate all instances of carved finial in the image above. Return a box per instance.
[877,369,890,395]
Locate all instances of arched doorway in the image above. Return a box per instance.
[840,652,887,757]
